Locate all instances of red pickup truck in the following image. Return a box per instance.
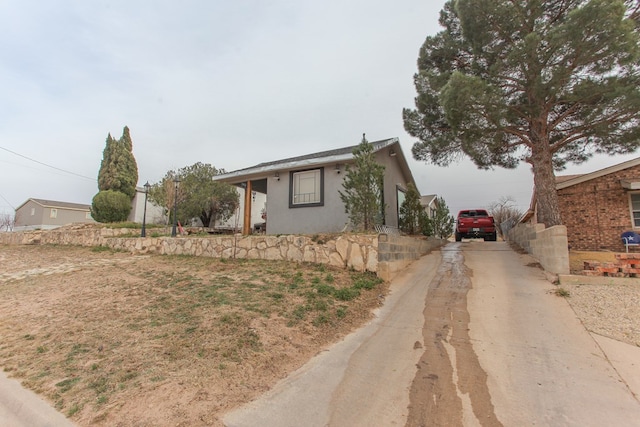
[455,209,497,241]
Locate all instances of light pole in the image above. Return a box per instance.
[171,176,181,237]
[141,181,150,237]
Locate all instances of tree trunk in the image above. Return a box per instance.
[530,146,562,227]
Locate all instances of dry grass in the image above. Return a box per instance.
[0,244,387,426]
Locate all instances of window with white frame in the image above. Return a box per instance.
[50,208,57,219]
[631,193,640,227]
[30,207,35,216]
[290,168,323,207]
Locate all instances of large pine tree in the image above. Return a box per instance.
[403,0,640,227]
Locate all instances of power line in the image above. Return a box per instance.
[0,192,16,210]
[0,145,96,181]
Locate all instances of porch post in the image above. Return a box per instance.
[243,180,252,235]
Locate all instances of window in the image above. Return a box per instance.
[631,194,640,227]
[397,186,406,225]
[290,168,323,207]
[86,212,92,220]
[30,208,35,216]
[50,209,57,219]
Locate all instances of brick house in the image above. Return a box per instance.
[534,157,640,252]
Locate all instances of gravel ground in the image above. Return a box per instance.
[562,282,640,348]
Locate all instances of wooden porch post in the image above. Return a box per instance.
[243,180,252,235]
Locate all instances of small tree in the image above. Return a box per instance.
[399,183,428,235]
[431,196,454,239]
[174,163,239,228]
[488,196,523,238]
[339,134,386,232]
[0,212,15,232]
[149,164,239,229]
[149,171,181,227]
[91,190,132,223]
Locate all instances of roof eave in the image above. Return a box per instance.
[556,156,640,190]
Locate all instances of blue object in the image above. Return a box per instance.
[621,231,640,251]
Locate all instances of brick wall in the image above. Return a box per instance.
[558,165,640,251]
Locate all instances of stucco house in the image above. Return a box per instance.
[214,138,418,235]
[526,156,640,252]
[14,198,95,231]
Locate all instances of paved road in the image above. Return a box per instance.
[224,241,640,427]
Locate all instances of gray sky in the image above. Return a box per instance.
[1,0,637,217]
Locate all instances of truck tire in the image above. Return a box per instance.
[455,232,462,242]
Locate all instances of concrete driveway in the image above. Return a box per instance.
[0,370,76,427]
[224,241,640,427]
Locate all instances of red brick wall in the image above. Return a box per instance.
[557,165,640,251]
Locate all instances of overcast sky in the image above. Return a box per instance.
[1,1,637,218]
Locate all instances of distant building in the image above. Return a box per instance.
[420,194,439,220]
[14,198,95,231]
[128,186,167,225]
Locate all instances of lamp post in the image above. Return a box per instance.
[141,181,150,237]
[171,176,181,237]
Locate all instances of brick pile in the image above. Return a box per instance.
[583,253,640,277]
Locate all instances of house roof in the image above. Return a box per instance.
[520,156,640,224]
[556,157,640,190]
[214,137,416,187]
[16,198,91,212]
[420,194,437,207]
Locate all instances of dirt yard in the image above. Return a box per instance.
[0,244,388,426]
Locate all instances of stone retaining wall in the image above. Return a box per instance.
[0,225,445,281]
[507,223,570,275]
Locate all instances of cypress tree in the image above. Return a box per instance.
[97,126,138,199]
[93,126,139,222]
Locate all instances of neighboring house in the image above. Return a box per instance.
[214,138,417,235]
[525,157,640,251]
[14,198,95,231]
[420,194,439,220]
[128,185,167,225]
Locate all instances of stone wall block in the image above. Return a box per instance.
[348,242,365,272]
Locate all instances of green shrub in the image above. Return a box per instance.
[334,287,360,301]
[91,190,132,223]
